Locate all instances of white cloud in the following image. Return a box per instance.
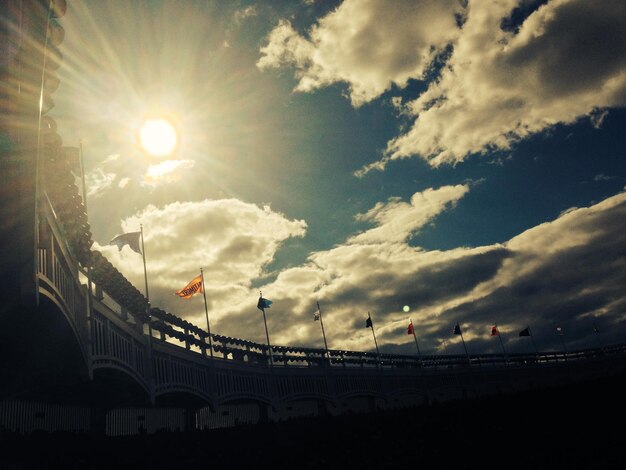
[258,0,464,106]
[590,110,609,129]
[99,184,626,355]
[232,6,258,24]
[258,0,626,170]
[593,174,613,182]
[85,153,131,197]
[99,198,307,321]
[381,0,626,168]
[350,185,469,244]
[205,189,626,356]
[103,153,120,164]
[208,185,475,349]
[86,168,116,197]
[142,159,196,187]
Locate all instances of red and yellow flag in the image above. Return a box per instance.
[175,274,203,299]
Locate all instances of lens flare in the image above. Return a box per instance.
[139,119,178,156]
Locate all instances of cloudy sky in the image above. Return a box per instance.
[54,0,626,357]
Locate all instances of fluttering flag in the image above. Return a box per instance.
[109,231,142,254]
[366,317,373,328]
[453,323,462,335]
[175,274,203,299]
[491,325,499,336]
[313,311,320,321]
[407,323,414,335]
[519,327,531,337]
[257,296,272,312]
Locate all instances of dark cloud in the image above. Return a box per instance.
[384,247,510,310]
[437,195,626,353]
[504,0,626,98]
[208,190,626,358]
[216,236,263,264]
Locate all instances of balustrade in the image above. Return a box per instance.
[32,188,626,410]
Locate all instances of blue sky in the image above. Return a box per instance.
[54,0,626,357]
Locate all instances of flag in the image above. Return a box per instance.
[593,325,600,334]
[366,317,373,328]
[313,311,320,321]
[407,323,414,335]
[175,274,203,299]
[519,327,531,337]
[109,231,142,254]
[257,296,272,312]
[453,323,461,335]
[491,325,499,336]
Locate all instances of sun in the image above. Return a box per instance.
[139,119,178,156]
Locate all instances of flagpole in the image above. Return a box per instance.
[494,323,508,366]
[458,325,470,366]
[33,0,57,308]
[140,224,155,403]
[140,225,150,303]
[200,267,213,358]
[593,326,603,351]
[525,326,539,355]
[317,302,330,365]
[557,327,568,361]
[368,312,381,367]
[410,319,422,365]
[78,144,90,282]
[78,142,88,225]
[260,292,273,367]
[79,141,95,379]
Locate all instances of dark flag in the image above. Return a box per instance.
[519,327,531,337]
[109,231,142,254]
[453,323,462,335]
[407,323,414,335]
[491,325,499,336]
[366,317,373,328]
[257,296,272,312]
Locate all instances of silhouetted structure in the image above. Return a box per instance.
[1,1,625,441]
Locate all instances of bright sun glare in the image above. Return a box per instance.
[139,119,178,156]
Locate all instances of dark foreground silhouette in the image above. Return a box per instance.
[1,371,624,469]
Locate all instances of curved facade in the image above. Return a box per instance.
[2,0,626,436]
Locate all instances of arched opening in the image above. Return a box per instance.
[0,295,90,403]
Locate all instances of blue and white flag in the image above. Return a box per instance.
[257,296,272,312]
